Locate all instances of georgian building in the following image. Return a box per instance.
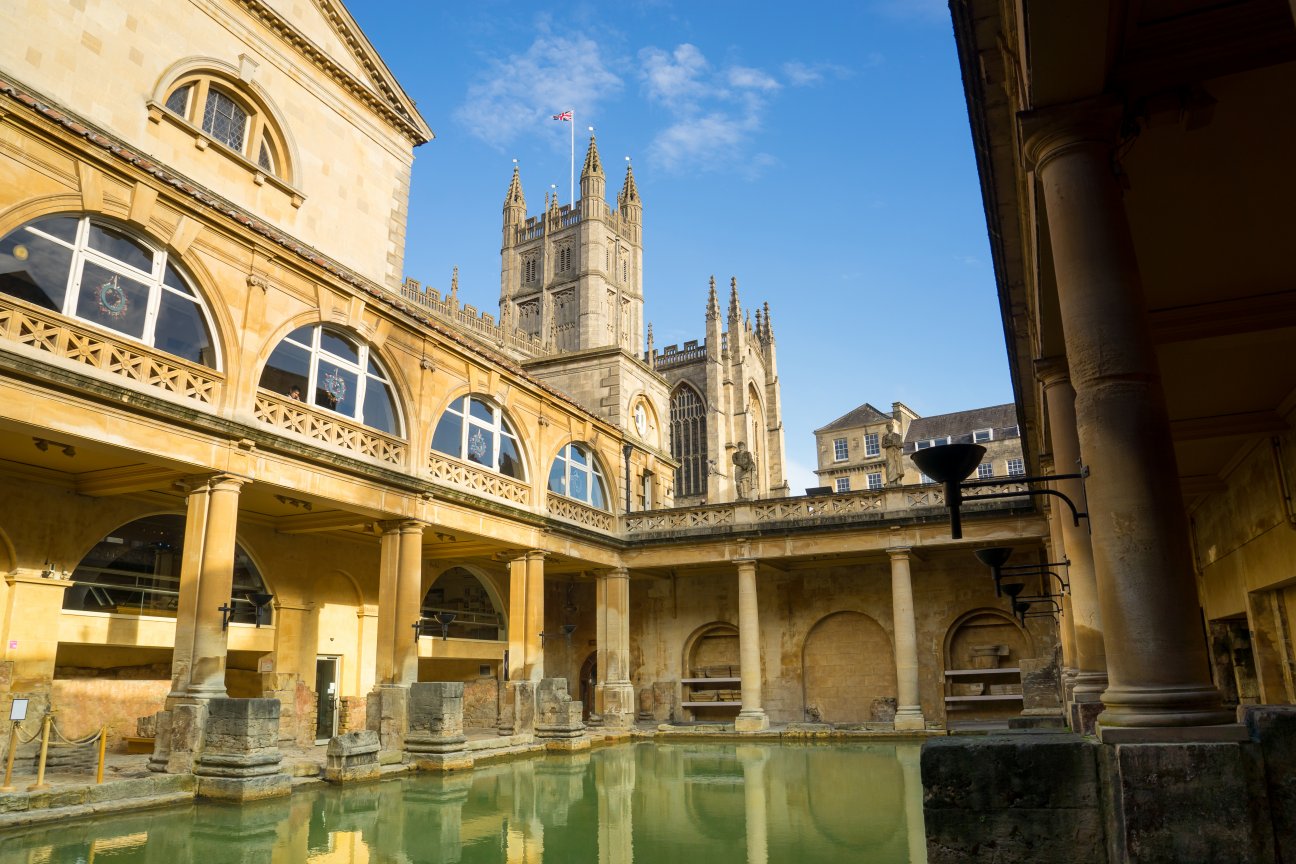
[0,0,1053,767]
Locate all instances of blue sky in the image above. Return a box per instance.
[347,0,1012,491]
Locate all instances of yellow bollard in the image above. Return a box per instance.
[26,712,52,792]
[95,727,107,784]
[1,721,18,792]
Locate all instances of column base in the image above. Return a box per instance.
[1097,683,1234,729]
[595,681,635,729]
[1070,698,1105,736]
[734,710,769,733]
[894,709,926,732]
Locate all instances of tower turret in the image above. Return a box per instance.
[579,135,606,217]
[706,276,722,362]
[619,161,642,234]
[503,164,526,226]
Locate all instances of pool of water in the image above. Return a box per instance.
[1,742,928,863]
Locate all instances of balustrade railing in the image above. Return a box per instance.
[624,482,1030,536]
[0,294,221,404]
[546,492,616,532]
[428,451,532,506]
[255,390,406,466]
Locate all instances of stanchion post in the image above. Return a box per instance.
[27,712,52,792]
[1,721,18,792]
[95,727,107,784]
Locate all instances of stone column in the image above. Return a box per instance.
[525,551,546,681]
[595,568,635,727]
[888,547,925,731]
[188,475,248,698]
[374,521,403,686]
[1041,454,1078,701]
[734,558,768,732]
[393,521,425,686]
[1024,102,1231,729]
[506,553,529,683]
[168,477,212,700]
[1037,359,1109,732]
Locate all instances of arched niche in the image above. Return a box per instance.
[802,611,897,724]
[943,608,1034,670]
[682,621,739,678]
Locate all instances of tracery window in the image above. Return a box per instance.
[161,75,288,179]
[548,442,608,510]
[431,395,525,479]
[670,385,707,498]
[63,514,269,624]
[260,325,401,434]
[0,215,217,366]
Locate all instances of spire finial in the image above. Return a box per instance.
[504,160,525,209]
[728,276,741,321]
[581,132,604,178]
[450,266,459,304]
[707,276,720,320]
[763,301,773,340]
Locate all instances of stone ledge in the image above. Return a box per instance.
[1096,723,1249,744]
[0,790,193,829]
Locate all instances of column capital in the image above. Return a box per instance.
[208,473,250,493]
[886,546,912,560]
[1019,96,1124,172]
[597,567,630,580]
[176,472,249,495]
[1034,355,1071,388]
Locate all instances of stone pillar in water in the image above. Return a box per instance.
[536,677,587,750]
[194,697,290,801]
[406,681,472,771]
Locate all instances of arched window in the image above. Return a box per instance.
[420,567,504,641]
[260,325,401,435]
[63,514,269,625]
[431,395,525,479]
[0,215,217,366]
[161,74,288,178]
[548,442,608,510]
[670,385,707,498]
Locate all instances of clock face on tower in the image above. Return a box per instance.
[633,403,648,438]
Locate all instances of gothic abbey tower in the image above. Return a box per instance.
[501,136,788,505]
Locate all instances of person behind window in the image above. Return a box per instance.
[288,385,301,401]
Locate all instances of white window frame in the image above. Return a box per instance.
[549,442,607,509]
[1007,458,1025,476]
[977,462,994,479]
[866,472,883,490]
[275,325,400,433]
[973,428,993,443]
[864,432,880,458]
[835,477,850,493]
[914,436,951,450]
[832,437,848,462]
[5,216,220,367]
[435,396,525,478]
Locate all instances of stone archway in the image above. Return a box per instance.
[802,611,896,724]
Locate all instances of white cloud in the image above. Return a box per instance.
[784,454,820,495]
[781,60,859,86]
[455,32,623,146]
[728,65,780,92]
[640,44,709,104]
[639,44,787,173]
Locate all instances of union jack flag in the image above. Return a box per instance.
[552,110,573,121]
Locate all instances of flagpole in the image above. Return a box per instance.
[569,109,575,209]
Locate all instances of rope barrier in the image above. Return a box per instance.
[49,719,103,747]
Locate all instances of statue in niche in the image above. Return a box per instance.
[732,441,755,500]
[883,430,905,487]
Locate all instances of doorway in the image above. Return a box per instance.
[579,652,597,720]
[315,656,341,743]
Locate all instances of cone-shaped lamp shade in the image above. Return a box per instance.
[910,443,987,540]
[1002,582,1026,599]
[910,443,986,484]
[974,547,1013,569]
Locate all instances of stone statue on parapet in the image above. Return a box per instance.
[732,441,755,500]
[883,430,905,487]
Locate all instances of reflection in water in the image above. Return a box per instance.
[1,743,926,864]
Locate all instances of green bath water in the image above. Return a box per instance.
[1,742,927,863]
